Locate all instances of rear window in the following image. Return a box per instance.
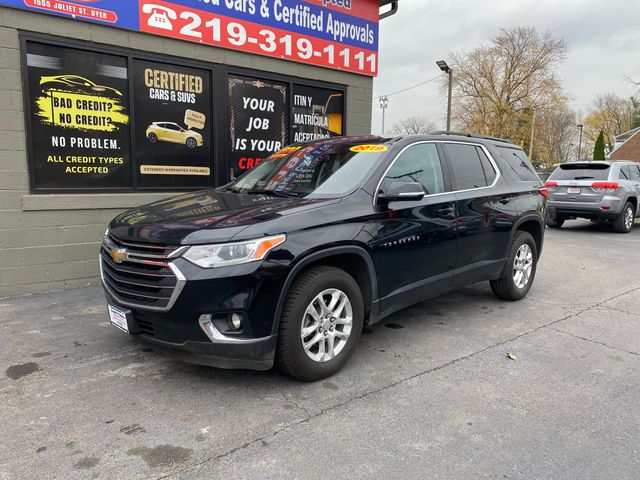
[495,147,539,182]
[549,163,610,181]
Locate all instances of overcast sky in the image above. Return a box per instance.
[372,0,640,134]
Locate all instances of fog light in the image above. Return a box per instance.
[230,313,242,330]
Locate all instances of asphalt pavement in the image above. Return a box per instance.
[1,219,639,479]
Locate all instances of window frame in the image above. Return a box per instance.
[373,140,502,205]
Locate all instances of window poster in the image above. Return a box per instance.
[227,75,289,176]
[25,41,131,190]
[133,60,213,189]
[292,85,344,143]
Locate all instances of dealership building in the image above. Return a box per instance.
[0,0,397,296]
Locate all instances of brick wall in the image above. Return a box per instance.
[609,131,640,162]
[0,6,374,297]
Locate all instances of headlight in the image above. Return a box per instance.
[183,234,286,268]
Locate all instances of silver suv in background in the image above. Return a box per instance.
[545,161,640,233]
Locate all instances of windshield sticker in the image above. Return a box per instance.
[350,144,388,153]
[269,146,302,159]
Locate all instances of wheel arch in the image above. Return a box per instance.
[625,196,637,212]
[271,246,378,336]
[512,215,544,257]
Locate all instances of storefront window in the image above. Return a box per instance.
[132,59,213,189]
[25,42,132,190]
[227,74,289,178]
[22,38,346,193]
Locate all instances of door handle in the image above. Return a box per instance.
[498,196,511,205]
[438,206,455,216]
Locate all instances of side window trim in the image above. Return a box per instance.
[373,141,502,205]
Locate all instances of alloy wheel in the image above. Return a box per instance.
[513,244,533,289]
[300,288,353,363]
[624,207,634,231]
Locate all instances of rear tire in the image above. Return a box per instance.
[275,266,364,382]
[613,202,635,233]
[491,231,538,301]
[546,216,565,228]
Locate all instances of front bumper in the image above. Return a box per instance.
[102,255,288,371]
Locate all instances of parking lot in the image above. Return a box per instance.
[1,219,639,480]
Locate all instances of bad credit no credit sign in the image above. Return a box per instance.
[0,0,380,76]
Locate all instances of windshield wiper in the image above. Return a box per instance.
[245,189,301,198]
[574,176,595,180]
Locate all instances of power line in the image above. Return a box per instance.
[374,74,445,100]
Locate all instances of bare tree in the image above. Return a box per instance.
[391,116,437,135]
[535,108,577,165]
[583,93,636,149]
[445,27,569,164]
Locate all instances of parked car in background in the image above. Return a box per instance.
[546,161,640,233]
[101,133,546,381]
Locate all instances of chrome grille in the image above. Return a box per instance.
[100,234,187,311]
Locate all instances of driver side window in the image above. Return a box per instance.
[383,143,446,195]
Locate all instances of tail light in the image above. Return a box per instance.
[537,187,549,199]
[545,181,558,191]
[591,182,619,191]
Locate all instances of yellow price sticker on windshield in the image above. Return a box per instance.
[350,144,388,153]
[269,146,302,159]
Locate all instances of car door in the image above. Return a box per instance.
[155,123,171,142]
[165,124,182,143]
[441,142,518,286]
[371,142,458,317]
[628,164,640,214]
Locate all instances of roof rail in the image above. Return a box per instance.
[430,131,513,144]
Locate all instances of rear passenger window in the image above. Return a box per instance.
[496,146,540,182]
[619,166,631,180]
[383,143,447,195]
[630,165,640,181]
[443,143,496,190]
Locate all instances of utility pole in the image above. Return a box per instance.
[436,60,453,131]
[577,123,584,161]
[380,96,389,135]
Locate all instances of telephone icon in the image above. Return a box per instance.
[141,4,177,31]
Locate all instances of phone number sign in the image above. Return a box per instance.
[0,0,380,76]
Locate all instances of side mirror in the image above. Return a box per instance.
[378,181,425,202]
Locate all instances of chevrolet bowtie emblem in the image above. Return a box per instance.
[111,248,128,264]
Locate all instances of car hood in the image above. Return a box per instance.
[108,189,339,245]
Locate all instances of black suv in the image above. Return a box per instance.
[101,134,546,381]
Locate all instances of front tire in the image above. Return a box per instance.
[276,266,364,381]
[186,137,197,149]
[491,231,538,301]
[148,133,158,143]
[613,202,635,233]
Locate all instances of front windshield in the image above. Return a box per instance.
[229,140,387,197]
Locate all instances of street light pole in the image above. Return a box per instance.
[436,60,453,131]
[577,123,584,161]
[380,96,389,135]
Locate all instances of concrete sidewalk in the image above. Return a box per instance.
[1,220,639,479]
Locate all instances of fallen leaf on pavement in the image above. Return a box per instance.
[506,352,518,361]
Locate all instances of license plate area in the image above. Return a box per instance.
[108,305,131,334]
[567,187,581,194]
